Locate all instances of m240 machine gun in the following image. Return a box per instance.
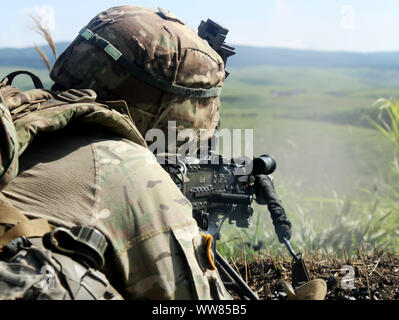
[159,153,293,300]
[160,154,275,237]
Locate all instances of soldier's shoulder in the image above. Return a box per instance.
[91,136,164,177]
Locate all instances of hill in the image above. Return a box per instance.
[0,42,70,69]
[2,42,399,70]
[229,46,399,69]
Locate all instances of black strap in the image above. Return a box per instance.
[79,28,222,99]
[1,71,44,89]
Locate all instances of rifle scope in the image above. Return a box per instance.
[252,154,277,175]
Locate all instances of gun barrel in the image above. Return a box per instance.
[210,193,252,205]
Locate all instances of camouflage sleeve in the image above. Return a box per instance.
[88,137,231,300]
[0,100,18,189]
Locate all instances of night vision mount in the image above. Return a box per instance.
[198,19,236,77]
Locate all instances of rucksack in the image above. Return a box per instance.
[0,70,146,251]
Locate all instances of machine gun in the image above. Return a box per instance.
[159,152,311,300]
[158,153,276,300]
[159,153,275,236]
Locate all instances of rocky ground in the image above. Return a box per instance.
[232,250,399,300]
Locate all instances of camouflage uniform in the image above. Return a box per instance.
[0,6,231,300]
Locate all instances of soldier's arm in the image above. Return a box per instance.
[254,174,292,243]
[89,138,231,300]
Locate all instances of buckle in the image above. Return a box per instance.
[44,226,108,269]
[57,89,97,103]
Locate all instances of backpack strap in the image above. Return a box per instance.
[0,218,52,249]
[0,203,29,225]
[1,71,44,90]
[0,201,52,250]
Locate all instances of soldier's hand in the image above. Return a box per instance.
[274,218,292,243]
[254,174,292,243]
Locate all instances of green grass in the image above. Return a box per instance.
[220,66,395,198]
[217,66,399,257]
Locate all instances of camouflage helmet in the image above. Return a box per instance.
[50,6,226,152]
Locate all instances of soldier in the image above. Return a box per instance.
[0,5,292,300]
[0,6,232,300]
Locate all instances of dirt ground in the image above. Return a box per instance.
[232,250,399,300]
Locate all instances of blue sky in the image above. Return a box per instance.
[1,0,399,52]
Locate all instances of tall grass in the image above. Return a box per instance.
[218,189,398,262]
[369,98,399,155]
[30,14,57,71]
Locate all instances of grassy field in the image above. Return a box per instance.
[217,66,399,256]
[1,64,398,256]
[220,66,396,198]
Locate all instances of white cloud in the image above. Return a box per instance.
[276,0,288,11]
[18,5,56,34]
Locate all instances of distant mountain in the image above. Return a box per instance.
[2,42,399,70]
[0,42,70,69]
[229,46,399,70]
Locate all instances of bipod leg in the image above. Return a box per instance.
[283,238,311,288]
[215,251,259,300]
